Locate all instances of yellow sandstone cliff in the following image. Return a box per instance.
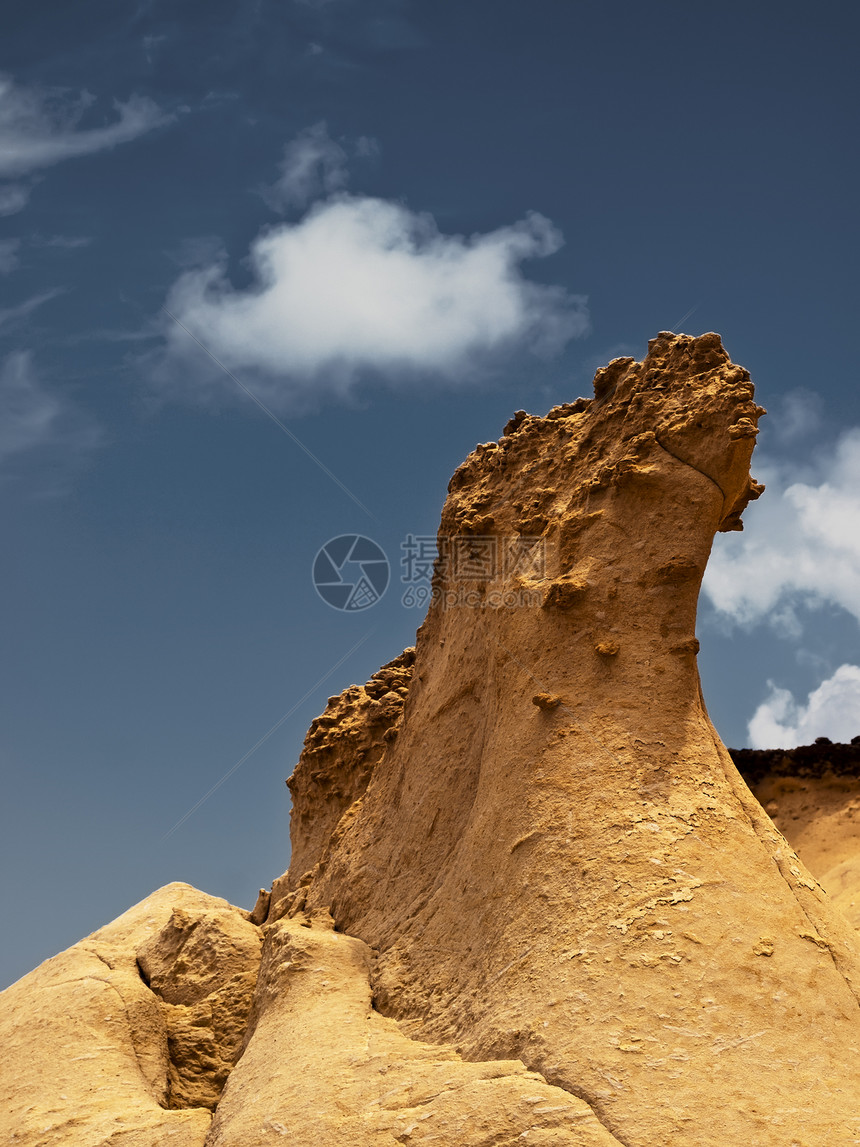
[3,333,859,1147]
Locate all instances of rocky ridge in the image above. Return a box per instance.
[3,333,860,1146]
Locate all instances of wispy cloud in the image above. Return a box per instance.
[0,239,20,274]
[166,234,227,269]
[0,352,100,471]
[261,122,356,212]
[157,127,588,410]
[141,32,168,62]
[748,664,860,749]
[30,234,92,250]
[703,429,860,633]
[0,182,30,216]
[0,73,170,179]
[0,288,64,334]
[756,388,823,448]
[0,235,91,275]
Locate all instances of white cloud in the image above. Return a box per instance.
[0,351,100,466]
[0,73,169,179]
[262,122,350,212]
[159,194,588,406]
[0,239,20,273]
[748,664,860,749]
[703,429,860,632]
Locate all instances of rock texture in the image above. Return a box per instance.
[280,333,860,1145]
[207,913,620,1146]
[278,649,415,919]
[733,742,860,930]
[0,883,260,1146]
[4,333,860,1146]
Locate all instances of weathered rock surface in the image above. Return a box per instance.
[733,742,860,931]
[0,883,260,1146]
[5,333,860,1146]
[207,913,620,1146]
[282,333,860,1145]
[277,648,415,920]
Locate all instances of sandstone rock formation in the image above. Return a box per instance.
[733,741,860,931]
[3,332,860,1147]
[207,913,620,1146]
[0,884,260,1145]
[279,333,860,1145]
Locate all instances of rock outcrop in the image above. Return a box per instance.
[3,333,860,1146]
[0,884,260,1145]
[732,741,860,931]
[277,648,415,919]
[278,333,860,1145]
[207,913,620,1146]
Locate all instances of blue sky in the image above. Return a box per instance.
[2,0,859,988]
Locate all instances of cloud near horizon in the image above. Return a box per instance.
[703,429,860,633]
[748,664,860,749]
[0,74,170,214]
[159,191,588,406]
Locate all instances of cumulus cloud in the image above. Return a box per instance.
[0,351,100,468]
[262,122,350,212]
[159,194,588,406]
[748,664,860,749]
[703,429,860,632]
[0,73,169,179]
